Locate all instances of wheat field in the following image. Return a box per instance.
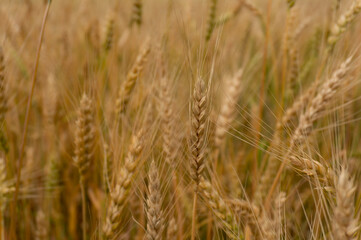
[0,0,361,239]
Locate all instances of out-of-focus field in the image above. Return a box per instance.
[1,0,361,239]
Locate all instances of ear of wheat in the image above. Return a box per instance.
[205,0,217,41]
[130,0,142,27]
[145,160,164,240]
[190,77,208,186]
[102,14,114,53]
[103,129,144,239]
[328,0,361,47]
[74,94,95,180]
[333,169,359,240]
[214,69,243,148]
[115,41,150,117]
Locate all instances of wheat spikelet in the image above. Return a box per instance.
[190,77,208,186]
[115,41,150,116]
[199,178,241,239]
[291,58,352,147]
[74,94,95,180]
[130,0,142,27]
[145,160,164,240]
[328,0,361,47]
[332,169,359,240]
[214,69,243,148]
[103,130,144,238]
[290,155,335,189]
[205,0,217,41]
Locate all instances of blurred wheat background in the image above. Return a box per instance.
[1,0,361,239]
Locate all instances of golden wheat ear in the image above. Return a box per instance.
[332,169,359,240]
[205,0,217,41]
[102,14,115,53]
[145,160,164,240]
[214,69,243,149]
[328,1,361,48]
[74,93,95,181]
[115,40,150,117]
[73,93,95,240]
[102,129,144,239]
[130,0,142,27]
[190,77,208,186]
